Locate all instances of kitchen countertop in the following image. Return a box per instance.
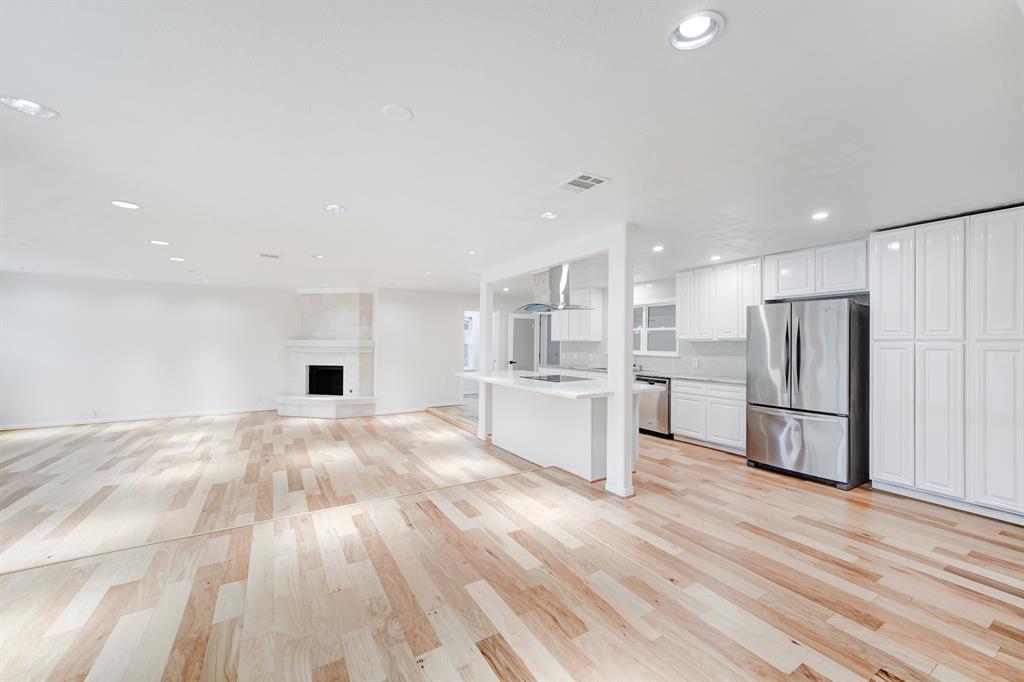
[458,370,663,400]
[539,365,746,386]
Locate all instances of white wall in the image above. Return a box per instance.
[374,288,528,414]
[1,272,299,428]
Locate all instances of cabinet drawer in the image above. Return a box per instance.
[706,383,745,400]
[671,380,707,396]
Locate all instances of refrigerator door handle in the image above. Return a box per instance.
[793,315,801,396]
[783,318,791,395]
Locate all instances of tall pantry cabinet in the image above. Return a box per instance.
[869,207,1024,520]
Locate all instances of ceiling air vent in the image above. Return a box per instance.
[559,172,610,193]
[259,252,281,259]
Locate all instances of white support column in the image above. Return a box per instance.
[605,223,634,497]
[478,282,494,440]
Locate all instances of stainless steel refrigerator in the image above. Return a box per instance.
[745,298,869,489]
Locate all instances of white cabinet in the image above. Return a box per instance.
[816,240,867,294]
[675,271,694,339]
[915,219,964,340]
[763,249,815,300]
[869,229,915,340]
[967,343,1024,513]
[915,343,965,498]
[671,381,745,452]
[677,258,760,341]
[694,268,715,339]
[670,388,706,439]
[871,342,916,487]
[969,208,1024,340]
[714,262,741,339]
[551,288,604,342]
[739,258,762,338]
[764,240,867,300]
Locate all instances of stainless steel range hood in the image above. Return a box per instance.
[514,263,592,313]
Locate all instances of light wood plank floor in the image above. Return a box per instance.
[1,414,1023,681]
[427,394,479,434]
[0,410,534,573]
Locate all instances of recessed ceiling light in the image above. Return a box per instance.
[311,254,325,259]
[324,203,345,214]
[645,282,654,288]
[539,211,559,220]
[169,257,185,262]
[812,211,829,220]
[149,240,170,246]
[111,200,141,210]
[503,287,510,292]
[203,279,211,284]
[710,255,722,261]
[670,11,725,50]
[424,271,432,276]
[467,249,477,256]
[1,96,60,119]
[887,241,901,251]
[652,244,665,253]
[381,104,414,123]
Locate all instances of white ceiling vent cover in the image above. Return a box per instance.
[559,172,610,193]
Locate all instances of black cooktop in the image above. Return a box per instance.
[523,374,590,383]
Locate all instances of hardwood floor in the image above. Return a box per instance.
[0,410,533,573]
[427,394,479,434]
[1,413,1022,681]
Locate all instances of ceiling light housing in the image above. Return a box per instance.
[652,245,665,253]
[502,287,510,292]
[467,249,477,256]
[169,257,185,262]
[710,255,722,261]
[112,200,141,210]
[1,96,60,119]
[381,104,414,123]
[149,240,170,246]
[812,211,830,221]
[311,254,325,260]
[539,211,559,220]
[670,11,725,51]
[324,204,345,214]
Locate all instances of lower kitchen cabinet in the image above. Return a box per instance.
[870,342,916,487]
[670,394,706,439]
[967,342,1024,513]
[914,343,965,499]
[671,380,745,453]
[706,397,745,449]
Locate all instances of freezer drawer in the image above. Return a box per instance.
[746,405,851,485]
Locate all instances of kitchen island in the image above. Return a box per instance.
[457,369,661,482]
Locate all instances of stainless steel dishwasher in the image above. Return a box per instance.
[636,375,671,437]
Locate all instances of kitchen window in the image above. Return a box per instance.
[633,301,678,356]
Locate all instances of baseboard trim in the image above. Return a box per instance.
[871,481,1024,526]
[0,406,276,431]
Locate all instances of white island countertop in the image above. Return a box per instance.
[458,369,663,400]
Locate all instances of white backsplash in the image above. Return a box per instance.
[560,339,746,379]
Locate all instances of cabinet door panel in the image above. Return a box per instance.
[915,343,965,499]
[705,399,745,450]
[763,249,815,300]
[869,229,915,340]
[671,395,706,439]
[968,343,1024,513]
[739,259,762,338]
[714,263,741,339]
[969,208,1024,340]
[916,219,965,340]
[676,271,694,339]
[694,268,715,339]
[816,240,867,293]
[871,342,915,486]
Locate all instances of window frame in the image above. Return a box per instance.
[633,299,679,357]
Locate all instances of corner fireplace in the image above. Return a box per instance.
[308,365,344,396]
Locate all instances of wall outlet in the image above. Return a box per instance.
[691,358,699,368]
[92,409,99,417]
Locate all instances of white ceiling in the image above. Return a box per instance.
[2,1,1022,292]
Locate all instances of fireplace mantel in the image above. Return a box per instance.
[285,339,374,352]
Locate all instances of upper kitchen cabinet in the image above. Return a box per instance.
[816,240,868,294]
[677,258,761,341]
[916,219,965,340]
[763,249,815,299]
[869,228,915,340]
[550,287,604,342]
[764,240,867,300]
[968,207,1024,340]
